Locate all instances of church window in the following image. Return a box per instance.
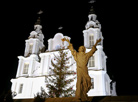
[23,63,29,74]
[18,84,23,94]
[89,56,95,67]
[89,34,94,47]
[29,43,33,53]
[91,78,94,89]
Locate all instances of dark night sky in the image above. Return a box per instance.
[1,0,138,96]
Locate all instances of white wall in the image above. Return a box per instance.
[48,33,70,51]
[39,49,76,76]
[16,55,40,78]
[24,38,45,57]
[11,77,46,99]
[87,71,111,96]
[83,28,103,48]
[86,45,107,71]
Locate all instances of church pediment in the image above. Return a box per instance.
[48,33,70,51]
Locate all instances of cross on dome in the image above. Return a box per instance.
[88,0,96,4]
[35,10,43,25]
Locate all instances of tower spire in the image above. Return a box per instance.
[33,10,43,34]
[88,0,96,4]
[25,10,45,57]
[89,6,95,14]
[35,17,41,25]
[35,10,43,25]
[88,0,96,14]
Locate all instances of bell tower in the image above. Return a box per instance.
[83,6,103,49]
[24,17,45,57]
[83,6,112,96]
[11,11,47,99]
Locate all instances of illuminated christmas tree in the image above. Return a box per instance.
[46,50,76,97]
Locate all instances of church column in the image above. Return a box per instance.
[34,40,39,54]
[24,40,29,56]
[28,55,36,76]
[41,53,51,75]
[39,54,45,75]
[45,55,50,75]
[83,30,89,48]
[95,30,99,42]
[96,45,103,70]
[25,80,33,97]
[32,40,36,54]
[16,56,24,77]
[48,39,53,51]
[11,79,17,92]
[104,56,107,71]
[101,72,106,95]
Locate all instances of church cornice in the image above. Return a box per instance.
[39,48,69,57]
[16,75,48,79]
[45,48,69,54]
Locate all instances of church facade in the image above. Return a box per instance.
[10,11,115,99]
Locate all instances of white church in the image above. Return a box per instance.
[10,9,116,99]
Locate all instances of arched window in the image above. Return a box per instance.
[29,43,33,53]
[89,34,94,48]
[23,63,29,74]
[89,56,95,67]
[18,84,23,94]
